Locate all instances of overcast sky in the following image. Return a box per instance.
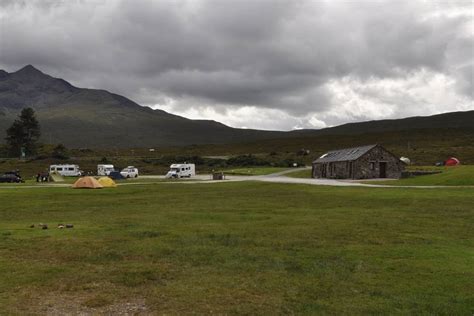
[0,0,472,130]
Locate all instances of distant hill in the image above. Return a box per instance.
[0,65,472,147]
[308,111,474,135]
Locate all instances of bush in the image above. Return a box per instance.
[153,155,206,166]
[33,154,49,160]
[275,158,306,167]
[0,145,8,157]
[51,144,69,160]
[227,154,270,166]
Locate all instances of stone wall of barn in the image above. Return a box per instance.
[312,161,353,179]
[312,146,404,179]
[353,146,404,179]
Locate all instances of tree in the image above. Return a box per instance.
[51,144,69,160]
[5,108,41,157]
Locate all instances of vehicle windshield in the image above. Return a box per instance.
[170,168,179,172]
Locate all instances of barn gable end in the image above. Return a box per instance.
[312,144,404,179]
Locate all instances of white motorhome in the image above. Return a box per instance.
[49,164,83,177]
[165,163,195,178]
[97,164,115,176]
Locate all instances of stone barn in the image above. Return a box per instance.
[312,144,404,179]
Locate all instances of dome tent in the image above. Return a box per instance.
[72,176,103,189]
[98,176,117,188]
[445,157,460,166]
[400,157,411,165]
[49,172,64,182]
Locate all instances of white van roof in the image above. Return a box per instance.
[170,163,194,168]
[50,164,79,167]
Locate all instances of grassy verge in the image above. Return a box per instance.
[223,167,290,176]
[285,169,313,178]
[367,165,474,186]
[0,182,473,314]
[0,176,210,188]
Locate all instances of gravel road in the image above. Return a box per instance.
[1,168,472,189]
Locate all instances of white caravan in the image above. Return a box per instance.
[165,163,195,178]
[97,164,115,176]
[49,164,83,177]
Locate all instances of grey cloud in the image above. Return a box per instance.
[0,0,472,128]
[455,64,474,97]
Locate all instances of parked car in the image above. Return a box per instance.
[0,173,24,183]
[120,166,139,178]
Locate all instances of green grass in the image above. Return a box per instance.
[0,182,473,314]
[285,165,474,186]
[223,167,290,176]
[0,176,202,188]
[285,169,313,178]
[369,165,474,186]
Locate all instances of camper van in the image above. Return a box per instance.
[165,163,195,178]
[97,164,115,176]
[49,164,83,177]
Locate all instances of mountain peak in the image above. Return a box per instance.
[10,64,57,85]
[14,64,44,76]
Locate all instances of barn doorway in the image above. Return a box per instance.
[379,162,387,178]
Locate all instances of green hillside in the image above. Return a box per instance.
[0,126,471,180]
[311,111,474,135]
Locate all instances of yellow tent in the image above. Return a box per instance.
[98,177,117,188]
[49,172,65,182]
[72,177,103,189]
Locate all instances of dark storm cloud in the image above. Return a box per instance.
[0,0,472,128]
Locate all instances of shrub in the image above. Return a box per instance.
[227,154,270,166]
[51,144,69,160]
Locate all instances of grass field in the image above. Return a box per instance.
[368,166,474,186]
[0,181,473,314]
[223,167,290,176]
[285,169,313,178]
[285,165,474,187]
[0,176,204,188]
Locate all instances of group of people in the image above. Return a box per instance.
[35,172,49,182]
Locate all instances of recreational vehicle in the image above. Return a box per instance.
[49,164,83,177]
[165,163,195,178]
[97,164,115,176]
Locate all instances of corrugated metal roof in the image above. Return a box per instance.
[313,144,378,163]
